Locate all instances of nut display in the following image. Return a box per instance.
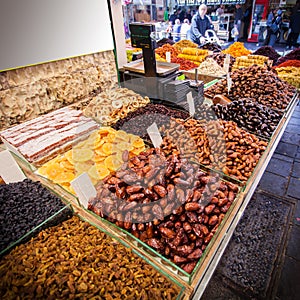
[83,87,150,126]
[38,127,145,192]
[199,42,222,53]
[206,52,236,72]
[160,118,268,182]
[0,179,72,254]
[204,65,296,111]
[212,99,283,137]
[88,149,239,273]
[197,58,226,76]
[0,216,181,299]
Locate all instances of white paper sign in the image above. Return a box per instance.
[71,172,96,209]
[0,150,26,183]
[227,73,232,94]
[166,51,171,63]
[223,54,230,73]
[187,92,195,116]
[147,122,163,148]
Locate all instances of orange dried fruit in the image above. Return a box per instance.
[53,171,75,184]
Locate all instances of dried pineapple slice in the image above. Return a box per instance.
[101,143,115,155]
[115,130,129,141]
[88,165,100,180]
[132,138,144,148]
[64,151,74,164]
[117,142,133,151]
[96,165,110,179]
[131,146,145,156]
[72,149,94,162]
[104,155,122,172]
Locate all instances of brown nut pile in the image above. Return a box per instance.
[204,65,296,110]
[161,118,268,182]
[88,149,239,274]
[0,216,181,299]
[206,52,236,72]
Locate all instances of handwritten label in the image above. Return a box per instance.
[147,122,163,148]
[227,73,232,94]
[166,51,171,63]
[0,150,26,183]
[223,54,230,73]
[187,92,195,116]
[71,173,96,209]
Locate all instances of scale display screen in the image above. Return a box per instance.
[129,23,155,49]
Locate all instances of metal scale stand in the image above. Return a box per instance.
[121,23,204,110]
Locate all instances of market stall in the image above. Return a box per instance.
[0,1,300,298]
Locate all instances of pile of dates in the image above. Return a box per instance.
[212,99,283,137]
[205,65,296,110]
[88,148,239,273]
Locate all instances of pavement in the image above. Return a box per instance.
[201,100,300,299]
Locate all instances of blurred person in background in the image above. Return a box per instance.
[286,1,300,49]
[180,19,191,40]
[234,4,243,41]
[264,8,277,45]
[190,4,213,45]
[216,4,225,17]
[268,9,283,47]
[242,5,252,41]
[173,19,182,42]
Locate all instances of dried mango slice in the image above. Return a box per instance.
[115,130,129,141]
[98,126,116,136]
[101,143,115,155]
[64,151,74,164]
[74,162,93,175]
[88,165,100,180]
[53,172,75,184]
[45,163,63,180]
[104,155,122,172]
[106,133,117,143]
[72,149,94,162]
[131,146,145,156]
[94,154,106,162]
[96,166,110,179]
[59,160,74,171]
[132,138,144,148]
[117,142,133,151]
[93,138,105,150]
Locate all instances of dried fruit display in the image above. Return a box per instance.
[83,87,150,126]
[88,149,239,273]
[222,42,251,58]
[171,57,198,70]
[0,216,181,299]
[274,66,300,89]
[0,179,72,254]
[232,55,270,70]
[38,127,145,192]
[112,103,189,142]
[155,44,179,60]
[204,65,296,111]
[160,118,268,182]
[252,46,281,63]
[212,99,283,138]
[0,107,99,166]
[274,47,300,66]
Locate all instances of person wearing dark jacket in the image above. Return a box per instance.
[234,4,243,40]
[268,9,283,47]
[189,4,212,45]
[286,1,300,49]
[242,5,252,40]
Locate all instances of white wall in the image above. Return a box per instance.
[0,0,114,71]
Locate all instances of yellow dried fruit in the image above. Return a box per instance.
[72,149,94,162]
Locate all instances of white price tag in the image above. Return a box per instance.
[0,150,26,183]
[223,54,230,73]
[71,172,96,209]
[147,122,163,149]
[166,51,171,63]
[227,73,232,94]
[187,92,195,116]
